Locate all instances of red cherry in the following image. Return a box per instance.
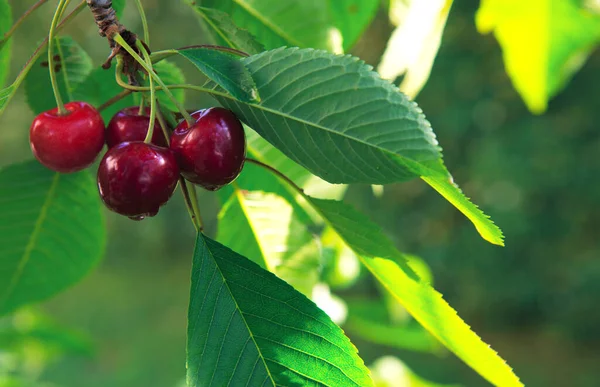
[106,106,167,148]
[30,101,105,173]
[170,107,246,191]
[97,142,180,220]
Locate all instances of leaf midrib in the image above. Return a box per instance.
[198,234,276,387]
[217,93,444,180]
[0,173,60,308]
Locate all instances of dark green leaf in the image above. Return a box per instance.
[72,64,134,122]
[179,48,259,102]
[309,198,521,386]
[190,7,265,55]
[210,47,503,245]
[0,161,106,315]
[0,0,12,86]
[25,36,92,114]
[151,60,186,112]
[329,0,379,50]
[187,233,373,387]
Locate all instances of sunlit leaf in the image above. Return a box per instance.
[0,0,12,87]
[25,36,92,114]
[310,198,521,386]
[187,233,374,386]
[0,161,106,315]
[217,189,320,296]
[209,47,503,245]
[179,47,259,102]
[378,0,453,98]
[476,0,600,114]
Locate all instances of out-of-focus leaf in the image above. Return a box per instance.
[178,48,259,102]
[476,0,600,114]
[328,0,380,51]
[0,161,106,315]
[211,47,503,245]
[187,233,374,386]
[370,356,461,387]
[112,0,126,18]
[378,0,453,98]
[345,298,439,353]
[24,36,92,114]
[188,0,342,52]
[310,198,522,386]
[0,0,12,87]
[72,64,134,122]
[188,6,265,55]
[148,60,185,112]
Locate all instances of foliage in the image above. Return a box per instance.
[1,0,598,386]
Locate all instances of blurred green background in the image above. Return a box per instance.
[1,1,599,386]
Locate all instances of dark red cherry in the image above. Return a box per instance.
[106,106,167,148]
[97,142,180,220]
[30,101,105,173]
[170,107,246,190]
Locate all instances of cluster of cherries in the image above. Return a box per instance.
[30,101,246,219]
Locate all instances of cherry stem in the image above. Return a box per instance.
[48,0,71,115]
[149,45,249,63]
[138,44,157,144]
[133,0,150,45]
[179,178,203,232]
[245,158,306,198]
[113,33,195,126]
[154,102,171,145]
[0,1,85,117]
[97,89,131,112]
[138,93,146,115]
[0,0,49,47]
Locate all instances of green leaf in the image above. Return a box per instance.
[147,60,186,112]
[309,198,521,386]
[190,7,265,55]
[0,0,12,87]
[217,188,320,296]
[112,0,126,18]
[210,47,503,245]
[0,83,15,117]
[476,0,600,114]
[378,0,453,99]
[344,299,439,353]
[24,36,92,114]
[187,233,374,386]
[0,161,106,315]
[191,0,342,52]
[179,48,259,102]
[72,63,134,122]
[329,0,380,51]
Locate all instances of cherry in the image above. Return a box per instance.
[30,101,105,173]
[170,107,246,191]
[97,142,180,220]
[106,106,167,148]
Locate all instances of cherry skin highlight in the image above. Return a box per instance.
[29,101,105,173]
[106,106,167,148]
[97,142,180,220]
[170,107,246,191]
